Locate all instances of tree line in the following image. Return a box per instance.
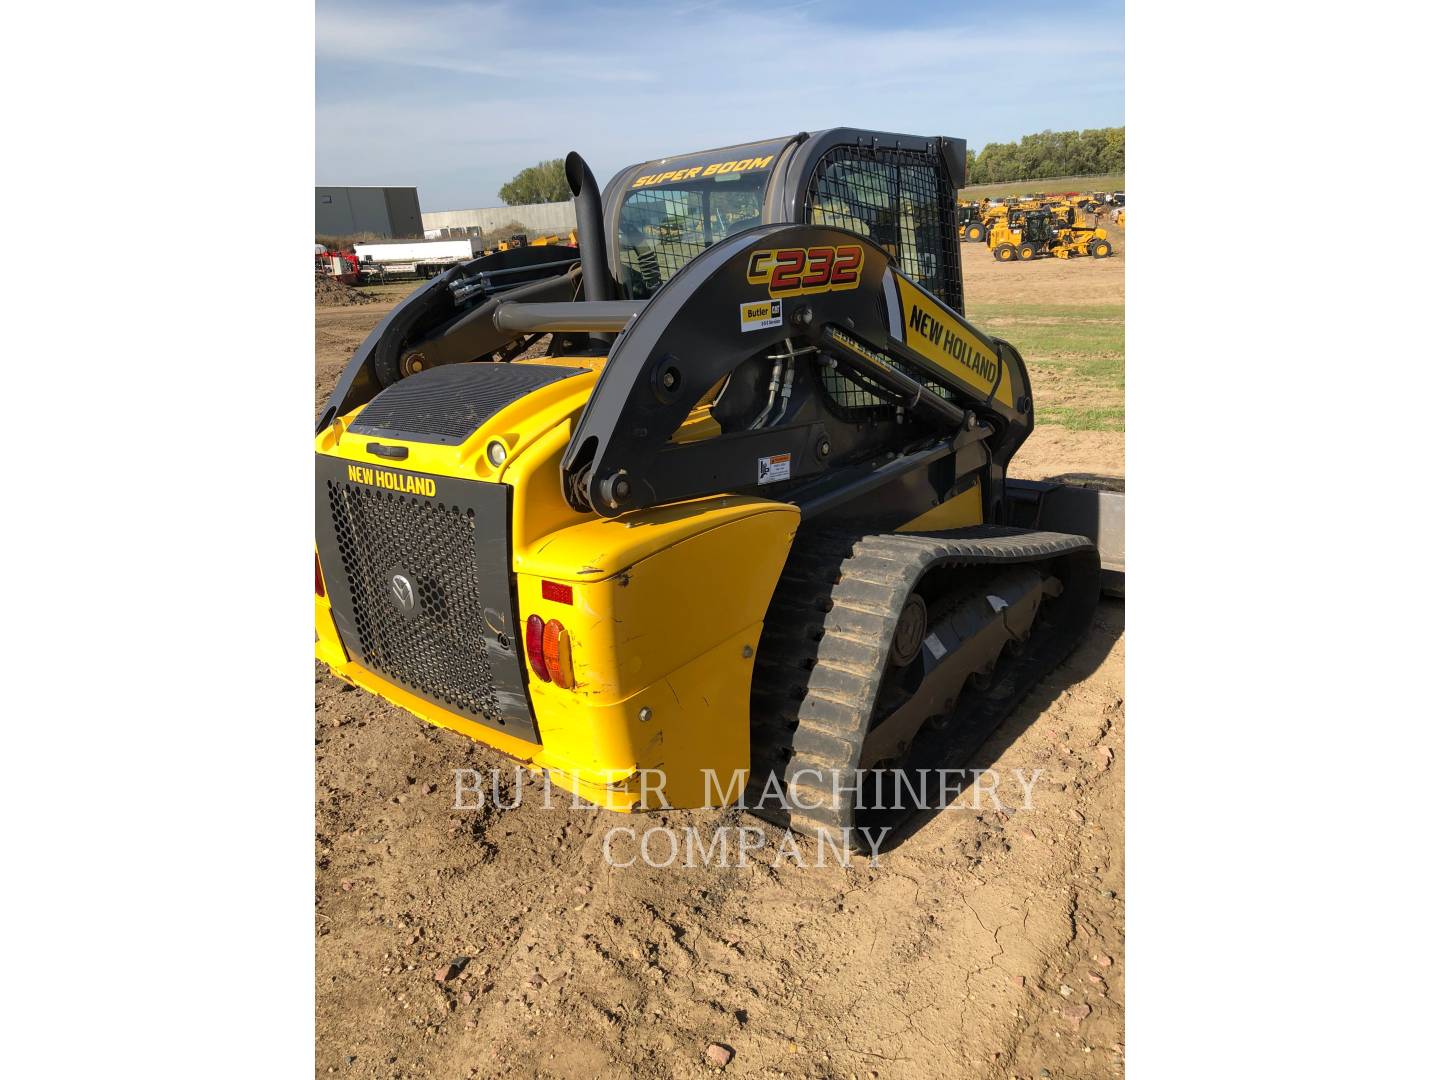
[499,159,571,205]
[966,127,1124,186]
[497,127,1126,205]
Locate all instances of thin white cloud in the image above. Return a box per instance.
[317,0,1123,209]
[317,2,655,81]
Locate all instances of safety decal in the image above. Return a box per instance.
[740,298,783,332]
[757,453,792,485]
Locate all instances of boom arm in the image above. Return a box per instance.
[559,224,1034,517]
[314,245,584,431]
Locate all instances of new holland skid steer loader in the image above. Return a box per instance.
[314,129,1124,846]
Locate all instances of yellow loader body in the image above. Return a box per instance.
[315,360,801,810]
[313,130,1118,842]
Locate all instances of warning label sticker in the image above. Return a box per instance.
[757,452,791,485]
[740,298,782,333]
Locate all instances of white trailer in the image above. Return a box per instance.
[353,238,484,279]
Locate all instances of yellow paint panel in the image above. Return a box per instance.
[898,481,983,532]
[316,363,601,485]
[514,496,796,581]
[517,509,797,702]
[317,622,759,811]
[893,275,1014,408]
[669,406,723,445]
[995,353,1015,409]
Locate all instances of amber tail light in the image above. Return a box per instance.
[542,619,574,690]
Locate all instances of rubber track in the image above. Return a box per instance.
[746,526,1099,844]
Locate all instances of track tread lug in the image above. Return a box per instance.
[748,525,1100,849]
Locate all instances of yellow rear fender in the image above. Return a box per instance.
[514,499,800,808]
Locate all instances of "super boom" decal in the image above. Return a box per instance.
[631,155,775,188]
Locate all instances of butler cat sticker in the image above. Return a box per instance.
[740,298,783,332]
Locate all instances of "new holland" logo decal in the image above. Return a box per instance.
[346,464,437,497]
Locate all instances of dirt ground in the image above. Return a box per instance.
[315,241,1125,1079]
[317,274,383,308]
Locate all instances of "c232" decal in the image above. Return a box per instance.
[745,244,864,298]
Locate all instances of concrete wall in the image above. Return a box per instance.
[421,201,577,239]
[316,187,423,238]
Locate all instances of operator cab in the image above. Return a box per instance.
[603,129,969,316]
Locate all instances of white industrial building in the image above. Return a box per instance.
[421,201,577,239]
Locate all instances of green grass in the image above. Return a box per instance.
[967,302,1124,320]
[1035,405,1126,432]
[962,173,1124,200]
[978,319,1125,360]
[967,302,1124,432]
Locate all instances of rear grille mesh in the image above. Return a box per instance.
[326,481,505,723]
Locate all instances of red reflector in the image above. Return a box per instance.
[525,614,550,681]
[541,580,573,605]
[315,553,325,598]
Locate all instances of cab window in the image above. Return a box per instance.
[617,176,765,299]
[804,146,960,309]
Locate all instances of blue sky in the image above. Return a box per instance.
[317,0,1124,212]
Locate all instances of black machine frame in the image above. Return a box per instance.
[555,222,1030,527]
[315,129,1073,542]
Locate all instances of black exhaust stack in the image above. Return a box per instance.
[565,152,616,305]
